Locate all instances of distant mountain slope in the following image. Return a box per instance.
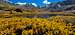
[40,0,75,12]
[1,0,75,12]
[0,0,15,10]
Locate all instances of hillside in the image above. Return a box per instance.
[40,0,75,12]
[0,0,75,35]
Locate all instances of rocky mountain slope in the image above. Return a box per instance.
[1,0,75,13]
[40,0,75,12]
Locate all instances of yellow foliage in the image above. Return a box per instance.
[0,16,74,35]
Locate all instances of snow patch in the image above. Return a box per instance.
[15,2,26,5]
[32,3,37,7]
[43,0,51,4]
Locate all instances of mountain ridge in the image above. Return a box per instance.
[1,0,75,12]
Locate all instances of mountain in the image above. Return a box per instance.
[0,0,15,10]
[1,0,75,12]
[16,3,37,10]
[56,0,75,11]
[0,0,39,12]
[40,0,75,12]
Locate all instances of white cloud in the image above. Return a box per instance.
[15,2,26,5]
[43,0,51,4]
[32,3,37,7]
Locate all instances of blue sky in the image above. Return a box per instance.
[6,0,64,7]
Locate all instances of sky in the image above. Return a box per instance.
[6,0,64,7]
